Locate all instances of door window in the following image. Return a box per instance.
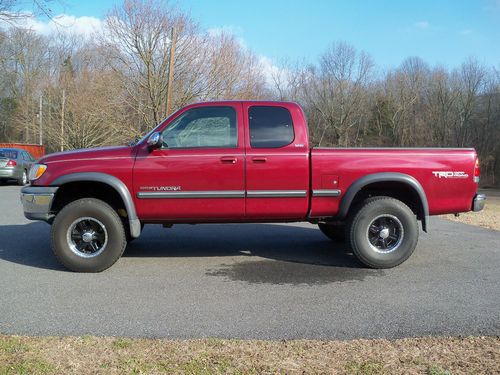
[249,106,294,148]
[162,106,237,149]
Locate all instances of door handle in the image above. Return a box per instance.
[252,156,267,163]
[220,156,237,164]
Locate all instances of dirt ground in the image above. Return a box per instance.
[442,189,500,231]
[1,335,499,375]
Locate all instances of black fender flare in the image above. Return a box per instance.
[338,172,429,231]
[51,172,141,238]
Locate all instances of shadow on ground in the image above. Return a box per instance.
[0,222,384,284]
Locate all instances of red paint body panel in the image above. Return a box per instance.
[310,148,477,217]
[32,101,480,224]
[36,146,136,197]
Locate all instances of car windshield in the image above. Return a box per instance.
[0,149,17,159]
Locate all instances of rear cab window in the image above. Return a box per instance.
[248,106,294,148]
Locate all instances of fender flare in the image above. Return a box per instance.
[338,172,429,232]
[51,172,141,238]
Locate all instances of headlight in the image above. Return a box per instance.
[29,164,47,181]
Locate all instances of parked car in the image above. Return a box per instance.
[20,101,485,272]
[0,148,35,185]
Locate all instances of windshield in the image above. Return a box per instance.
[0,149,18,159]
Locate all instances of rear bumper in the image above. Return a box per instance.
[20,186,58,222]
[0,168,20,179]
[472,194,486,212]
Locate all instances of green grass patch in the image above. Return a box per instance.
[427,365,452,375]
[0,357,53,375]
[345,360,384,375]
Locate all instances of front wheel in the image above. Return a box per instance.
[51,198,127,272]
[347,197,419,269]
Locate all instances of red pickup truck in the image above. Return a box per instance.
[21,101,485,272]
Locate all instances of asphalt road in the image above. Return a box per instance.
[0,184,499,339]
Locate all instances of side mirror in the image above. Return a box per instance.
[147,132,163,150]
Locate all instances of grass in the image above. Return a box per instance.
[0,335,498,374]
[344,360,384,374]
[426,366,452,375]
[442,189,500,231]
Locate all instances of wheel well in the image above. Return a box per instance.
[349,181,425,221]
[51,181,127,219]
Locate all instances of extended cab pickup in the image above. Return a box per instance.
[21,101,485,272]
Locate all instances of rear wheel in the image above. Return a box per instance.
[318,223,345,242]
[17,170,28,186]
[347,197,418,268]
[51,198,127,272]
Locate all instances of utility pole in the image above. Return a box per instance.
[39,95,43,145]
[60,89,65,152]
[166,26,177,116]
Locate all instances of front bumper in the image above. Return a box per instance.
[20,186,58,222]
[472,193,486,212]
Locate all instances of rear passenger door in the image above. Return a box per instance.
[243,104,310,219]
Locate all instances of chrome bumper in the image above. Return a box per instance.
[472,194,486,212]
[20,186,58,222]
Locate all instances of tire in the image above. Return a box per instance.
[347,197,418,269]
[318,223,345,242]
[51,198,127,272]
[17,170,28,186]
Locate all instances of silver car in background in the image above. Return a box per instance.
[0,148,35,185]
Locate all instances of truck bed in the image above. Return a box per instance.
[310,147,478,218]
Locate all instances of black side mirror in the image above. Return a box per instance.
[147,132,163,150]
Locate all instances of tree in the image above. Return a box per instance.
[102,0,195,127]
[301,42,374,146]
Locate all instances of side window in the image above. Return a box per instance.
[22,152,30,161]
[162,106,237,149]
[249,106,294,148]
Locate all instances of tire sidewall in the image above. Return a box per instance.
[350,199,418,268]
[18,170,27,186]
[52,198,126,272]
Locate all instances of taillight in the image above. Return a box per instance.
[6,159,16,167]
[474,158,480,183]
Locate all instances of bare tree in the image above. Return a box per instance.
[0,0,53,24]
[102,0,195,127]
[452,58,487,147]
[301,42,374,146]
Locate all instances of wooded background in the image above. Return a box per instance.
[1,0,499,185]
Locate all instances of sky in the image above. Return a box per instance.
[25,0,500,70]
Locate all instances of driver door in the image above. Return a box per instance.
[133,104,246,221]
